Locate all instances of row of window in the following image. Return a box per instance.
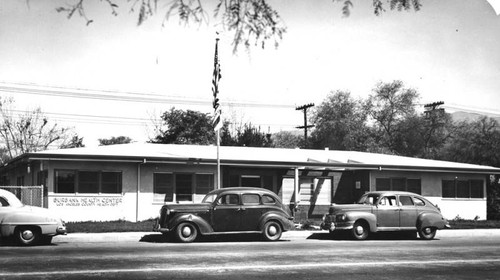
[375,178,422,194]
[442,179,483,199]
[46,171,484,200]
[55,170,122,194]
[154,173,213,203]
[375,177,484,199]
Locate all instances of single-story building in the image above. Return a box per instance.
[1,143,499,222]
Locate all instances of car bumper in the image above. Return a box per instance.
[153,219,171,233]
[321,221,355,231]
[56,225,67,235]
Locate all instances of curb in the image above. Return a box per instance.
[53,229,500,243]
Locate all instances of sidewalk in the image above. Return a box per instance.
[53,229,500,243]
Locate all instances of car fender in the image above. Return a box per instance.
[1,211,60,236]
[167,213,214,234]
[258,211,293,232]
[345,212,378,232]
[417,212,447,229]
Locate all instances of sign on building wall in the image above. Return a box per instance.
[52,197,123,207]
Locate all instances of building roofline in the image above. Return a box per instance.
[4,152,498,175]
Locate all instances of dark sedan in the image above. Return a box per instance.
[154,187,294,242]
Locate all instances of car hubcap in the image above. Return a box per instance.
[424,228,431,234]
[268,225,277,236]
[22,230,34,241]
[355,226,364,235]
[182,226,192,237]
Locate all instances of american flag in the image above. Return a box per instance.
[212,37,222,131]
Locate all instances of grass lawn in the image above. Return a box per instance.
[65,219,500,233]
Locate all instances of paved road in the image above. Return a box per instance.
[1,230,500,279]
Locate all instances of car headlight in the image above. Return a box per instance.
[336,214,347,222]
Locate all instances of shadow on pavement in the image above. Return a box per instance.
[307,231,421,241]
[140,233,290,243]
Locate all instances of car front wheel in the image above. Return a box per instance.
[262,221,282,241]
[15,227,41,246]
[175,222,198,243]
[351,220,369,240]
[418,226,437,240]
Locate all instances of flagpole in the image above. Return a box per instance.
[217,128,220,189]
[212,33,222,190]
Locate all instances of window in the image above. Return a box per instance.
[154,173,174,202]
[176,174,193,202]
[16,176,24,186]
[399,196,414,206]
[56,170,76,193]
[55,170,122,194]
[262,195,276,205]
[102,172,122,193]
[376,178,391,191]
[154,173,215,203]
[376,178,421,194]
[218,194,239,205]
[242,194,260,205]
[379,196,397,206]
[78,171,99,193]
[442,179,484,199]
[241,175,261,187]
[196,174,213,195]
[0,197,8,206]
[413,197,426,206]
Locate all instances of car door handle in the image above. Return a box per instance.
[237,207,246,212]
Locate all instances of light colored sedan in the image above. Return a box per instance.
[0,189,66,245]
[321,191,450,240]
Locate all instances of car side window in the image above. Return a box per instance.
[0,196,8,206]
[217,194,240,205]
[399,195,414,206]
[242,194,260,205]
[413,197,426,207]
[262,195,276,205]
[379,196,397,206]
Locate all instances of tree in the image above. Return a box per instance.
[150,108,216,145]
[364,80,420,154]
[310,91,370,151]
[271,131,302,149]
[0,97,73,163]
[438,117,500,167]
[233,123,272,147]
[60,134,85,149]
[56,0,422,53]
[99,136,133,146]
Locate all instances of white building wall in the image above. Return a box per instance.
[426,197,487,220]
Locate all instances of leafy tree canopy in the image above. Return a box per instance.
[310,90,369,151]
[150,108,216,145]
[98,136,133,146]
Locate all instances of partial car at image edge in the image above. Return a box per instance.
[0,189,67,246]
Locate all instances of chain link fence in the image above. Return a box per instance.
[0,186,44,207]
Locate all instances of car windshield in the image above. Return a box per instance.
[357,194,380,205]
[202,193,218,203]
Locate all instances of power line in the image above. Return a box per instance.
[0,82,296,109]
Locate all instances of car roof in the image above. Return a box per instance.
[364,191,422,196]
[208,187,276,195]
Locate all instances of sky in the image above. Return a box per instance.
[0,0,499,147]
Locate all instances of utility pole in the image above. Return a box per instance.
[296,103,315,149]
[424,101,445,119]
